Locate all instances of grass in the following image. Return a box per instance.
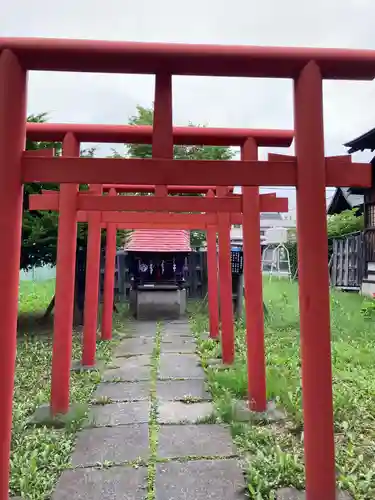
[190,279,375,500]
[18,279,56,316]
[147,322,161,500]
[11,278,127,499]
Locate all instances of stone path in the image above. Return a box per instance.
[52,319,245,499]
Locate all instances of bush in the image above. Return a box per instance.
[286,208,363,279]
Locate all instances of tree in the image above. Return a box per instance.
[327,208,364,238]
[22,113,62,269]
[123,105,235,247]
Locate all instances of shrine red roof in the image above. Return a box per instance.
[125,229,191,252]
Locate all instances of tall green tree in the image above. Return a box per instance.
[124,105,235,247]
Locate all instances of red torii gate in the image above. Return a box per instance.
[26,122,292,417]
[30,187,288,357]
[26,122,293,376]
[26,122,293,353]
[1,39,374,500]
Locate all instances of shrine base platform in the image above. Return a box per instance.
[129,285,187,320]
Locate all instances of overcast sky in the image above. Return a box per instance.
[2,0,375,216]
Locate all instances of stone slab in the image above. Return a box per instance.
[52,465,147,500]
[276,488,353,500]
[158,353,205,379]
[163,321,191,333]
[156,379,211,401]
[162,332,195,343]
[162,327,191,337]
[72,423,149,466]
[87,401,149,427]
[164,319,190,324]
[157,401,214,424]
[158,424,235,459]
[114,337,154,356]
[29,403,87,428]
[126,331,158,339]
[160,337,196,353]
[127,321,157,337]
[103,355,151,381]
[234,400,286,423]
[155,459,244,500]
[92,381,151,402]
[70,360,102,372]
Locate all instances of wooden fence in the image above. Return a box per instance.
[330,231,364,290]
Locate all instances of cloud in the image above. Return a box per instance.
[2,0,375,213]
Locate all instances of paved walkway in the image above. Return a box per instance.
[52,319,245,499]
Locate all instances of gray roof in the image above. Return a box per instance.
[327,187,363,215]
[260,212,283,220]
[344,127,375,154]
[338,188,363,208]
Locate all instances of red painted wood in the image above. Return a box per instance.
[22,155,371,187]
[78,194,242,213]
[29,193,288,214]
[29,193,58,210]
[3,38,375,79]
[2,36,375,500]
[267,152,295,162]
[217,187,234,364]
[21,157,297,186]
[269,153,353,163]
[325,158,371,187]
[25,122,294,147]
[261,197,288,212]
[44,185,228,195]
[103,184,229,194]
[294,61,336,500]
[325,154,352,163]
[206,190,219,339]
[101,188,117,341]
[241,139,267,412]
[0,49,26,500]
[153,73,173,197]
[82,184,102,367]
[102,212,216,226]
[50,133,79,416]
[23,148,55,157]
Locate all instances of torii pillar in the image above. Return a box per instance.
[294,61,335,499]
[0,49,26,500]
[206,189,220,339]
[82,184,103,366]
[217,186,235,364]
[50,133,80,414]
[101,187,117,341]
[241,138,267,412]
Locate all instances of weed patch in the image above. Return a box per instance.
[190,279,375,499]
[10,279,127,499]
